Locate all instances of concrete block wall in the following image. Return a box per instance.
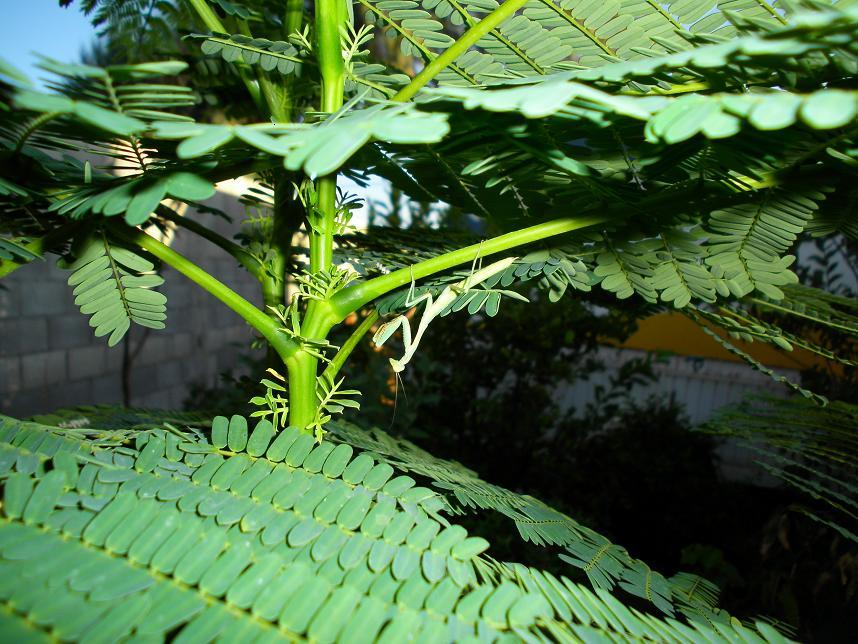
[0,192,263,418]
[556,346,793,485]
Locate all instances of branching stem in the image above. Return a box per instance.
[156,206,262,279]
[322,309,380,382]
[111,225,298,359]
[329,214,608,320]
[0,221,83,279]
[392,0,530,101]
[288,0,349,428]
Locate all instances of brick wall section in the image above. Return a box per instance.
[0,192,262,417]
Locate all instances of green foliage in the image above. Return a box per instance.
[329,404,737,625]
[195,32,304,75]
[150,101,451,177]
[2,0,858,638]
[312,375,362,442]
[249,369,291,429]
[60,0,197,62]
[0,237,40,262]
[63,234,167,346]
[0,411,793,642]
[700,395,858,542]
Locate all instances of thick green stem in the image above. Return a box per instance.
[157,206,262,278]
[322,309,379,382]
[112,226,298,359]
[329,214,608,320]
[0,221,83,279]
[284,297,338,428]
[286,0,349,428]
[310,178,337,273]
[310,0,347,274]
[286,351,319,429]
[284,0,304,35]
[392,0,529,102]
[316,0,346,112]
[277,0,306,122]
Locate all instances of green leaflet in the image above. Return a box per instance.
[151,103,450,177]
[433,79,664,119]
[433,80,858,140]
[327,418,733,621]
[0,412,793,642]
[13,90,145,136]
[645,90,858,143]
[705,189,822,299]
[0,237,41,262]
[9,59,207,229]
[359,0,791,84]
[194,33,303,76]
[63,235,167,346]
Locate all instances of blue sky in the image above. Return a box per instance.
[1,2,95,83]
[0,1,390,220]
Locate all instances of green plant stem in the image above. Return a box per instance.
[310,0,347,274]
[329,214,608,320]
[0,221,83,279]
[156,206,262,279]
[392,0,529,102]
[286,351,319,430]
[111,225,298,359]
[264,178,301,328]
[322,309,379,382]
[288,0,349,429]
[284,0,304,35]
[311,178,337,273]
[187,0,264,111]
[316,0,346,112]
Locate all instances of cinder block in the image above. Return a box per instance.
[48,379,96,412]
[170,386,190,409]
[0,287,20,319]
[172,332,196,357]
[4,387,56,417]
[104,343,125,372]
[157,361,183,389]
[0,318,49,357]
[134,389,171,409]
[48,315,96,351]
[9,259,50,279]
[91,374,124,405]
[138,335,172,366]
[68,345,110,381]
[20,281,71,317]
[0,357,21,392]
[21,350,67,389]
[130,364,160,395]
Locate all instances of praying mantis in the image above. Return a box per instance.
[373,254,519,373]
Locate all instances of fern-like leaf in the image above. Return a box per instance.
[0,410,794,642]
[65,233,167,346]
